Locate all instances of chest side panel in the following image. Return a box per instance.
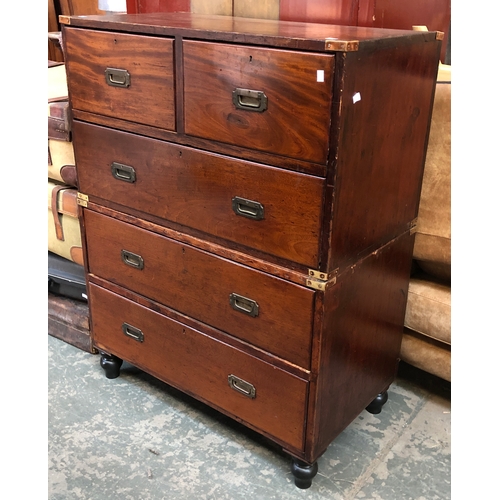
[306,233,414,460]
[327,41,440,271]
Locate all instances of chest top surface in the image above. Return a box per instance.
[60,12,441,52]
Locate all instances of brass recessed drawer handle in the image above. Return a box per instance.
[121,249,144,270]
[228,374,256,399]
[122,322,144,342]
[105,67,131,88]
[232,196,264,221]
[229,293,259,317]
[111,162,136,183]
[232,88,268,112]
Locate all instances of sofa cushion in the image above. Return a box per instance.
[413,75,451,282]
[400,328,451,382]
[404,277,451,345]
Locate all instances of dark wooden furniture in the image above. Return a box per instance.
[49,0,63,62]
[48,293,94,353]
[61,13,441,488]
[49,1,105,61]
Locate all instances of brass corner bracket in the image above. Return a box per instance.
[306,268,338,291]
[325,38,359,52]
[77,192,89,207]
[59,15,71,25]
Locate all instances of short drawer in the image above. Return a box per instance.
[183,41,335,164]
[74,121,324,268]
[89,283,308,451]
[84,210,315,369]
[64,28,175,130]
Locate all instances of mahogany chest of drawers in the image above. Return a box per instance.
[61,13,441,489]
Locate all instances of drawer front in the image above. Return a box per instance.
[74,121,324,268]
[85,210,315,368]
[89,283,308,451]
[183,41,334,163]
[64,28,175,130]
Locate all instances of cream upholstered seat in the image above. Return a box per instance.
[400,63,451,382]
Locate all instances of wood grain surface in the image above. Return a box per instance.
[64,27,175,130]
[90,282,308,451]
[183,40,334,163]
[73,121,325,268]
[84,209,316,368]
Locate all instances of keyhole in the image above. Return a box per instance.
[249,56,252,62]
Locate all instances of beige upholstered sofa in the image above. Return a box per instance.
[400,63,451,382]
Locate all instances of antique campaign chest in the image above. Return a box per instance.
[61,13,441,488]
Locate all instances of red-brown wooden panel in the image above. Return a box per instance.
[358,0,450,62]
[326,40,441,273]
[126,0,190,13]
[358,0,450,31]
[279,0,358,25]
[306,232,413,460]
[280,0,450,62]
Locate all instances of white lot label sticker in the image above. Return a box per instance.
[353,92,361,103]
[317,70,325,82]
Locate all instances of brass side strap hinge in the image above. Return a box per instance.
[77,192,89,207]
[306,269,338,291]
[410,217,418,235]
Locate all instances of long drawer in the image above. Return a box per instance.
[74,121,324,268]
[89,283,308,451]
[183,41,335,163]
[64,28,175,130]
[84,210,315,369]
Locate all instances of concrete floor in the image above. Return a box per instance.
[48,335,451,499]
